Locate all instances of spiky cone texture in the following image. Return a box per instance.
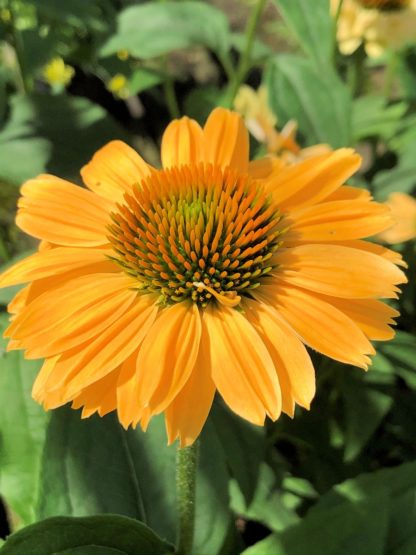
[0,108,407,446]
[332,0,416,57]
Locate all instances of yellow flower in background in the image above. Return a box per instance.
[0,108,406,446]
[234,85,332,162]
[107,73,130,99]
[117,49,130,61]
[42,57,75,88]
[332,0,416,57]
[378,192,416,243]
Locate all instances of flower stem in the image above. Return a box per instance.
[8,0,29,94]
[176,441,199,555]
[162,55,180,119]
[225,0,267,106]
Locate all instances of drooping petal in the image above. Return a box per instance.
[43,295,159,399]
[72,369,120,418]
[116,353,143,429]
[7,273,137,358]
[248,156,284,180]
[317,296,399,341]
[164,316,216,447]
[330,239,407,267]
[264,149,361,211]
[161,117,204,168]
[81,140,152,203]
[0,247,112,288]
[136,302,202,414]
[203,304,281,425]
[274,244,406,298]
[203,108,249,173]
[257,284,375,369]
[16,176,112,247]
[244,299,315,415]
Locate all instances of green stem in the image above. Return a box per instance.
[332,0,344,63]
[347,44,366,97]
[8,0,29,94]
[162,55,180,119]
[225,0,267,106]
[176,441,199,555]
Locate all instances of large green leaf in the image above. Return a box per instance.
[273,0,333,68]
[0,315,49,527]
[265,54,351,147]
[0,515,174,555]
[100,2,230,59]
[38,407,231,555]
[352,96,408,143]
[0,94,128,186]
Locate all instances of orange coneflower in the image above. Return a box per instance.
[0,108,406,446]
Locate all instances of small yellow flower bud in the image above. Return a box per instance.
[42,57,75,88]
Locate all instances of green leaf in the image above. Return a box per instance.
[100,2,230,59]
[341,375,393,461]
[129,68,163,95]
[265,54,351,147]
[352,96,408,143]
[0,314,49,527]
[28,0,116,32]
[273,0,333,68]
[38,408,231,555]
[0,94,128,185]
[378,331,416,389]
[0,515,174,555]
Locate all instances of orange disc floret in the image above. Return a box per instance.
[0,108,407,447]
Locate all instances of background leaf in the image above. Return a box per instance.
[265,54,351,147]
[0,515,174,555]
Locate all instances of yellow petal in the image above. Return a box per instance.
[203,108,249,173]
[81,140,152,203]
[161,116,204,168]
[203,304,281,425]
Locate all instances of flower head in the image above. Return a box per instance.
[0,108,406,446]
[378,192,416,243]
[332,0,416,57]
[42,57,75,88]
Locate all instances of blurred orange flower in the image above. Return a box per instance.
[0,108,406,446]
[378,192,416,243]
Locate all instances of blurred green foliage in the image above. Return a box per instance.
[0,0,415,554]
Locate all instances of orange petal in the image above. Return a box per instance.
[45,295,159,398]
[7,273,137,358]
[116,353,143,429]
[203,304,281,425]
[285,199,393,242]
[265,149,361,211]
[244,299,315,415]
[316,296,399,341]
[81,140,152,203]
[378,192,416,244]
[161,116,204,168]
[72,369,120,418]
[324,185,372,202]
[0,247,111,288]
[330,239,407,268]
[257,284,375,369]
[136,302,201,414]
[165,319,216,446]
[203,108,249,173]
[274,243,406,299]
[248,156,285,180]
[16,175,112,247]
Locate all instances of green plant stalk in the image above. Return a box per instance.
[383,50,399,100]
[162,55,180,119]
[226,0,267,106]
[176,441,199,555]
[8,0,29,94]
[332,0,344,63]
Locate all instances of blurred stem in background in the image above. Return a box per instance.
[162,55,181,119]
[347,44,366,97]
[332,0,344,64]
[7,0,29,94]
[176,441,199,555]
[226,0,267,106]
[384,50,399,100]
